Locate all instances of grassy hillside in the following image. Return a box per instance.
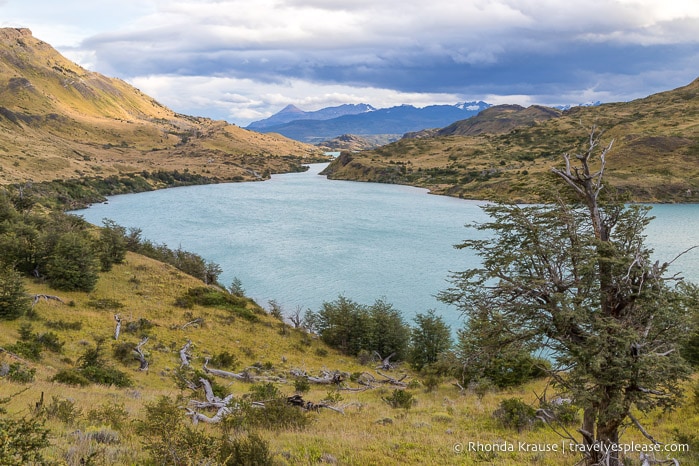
[2,251,698,465]
[322,79,699,203]
[0,28,325,187]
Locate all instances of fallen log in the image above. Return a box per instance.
[203,358,251,381]
[29,294,64,307]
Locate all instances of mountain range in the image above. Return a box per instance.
[0,28,322,187]
[246,101,492,143]
[322,79,699,203]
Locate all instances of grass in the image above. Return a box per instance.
[323,79,699,203]
[2,251,699,465]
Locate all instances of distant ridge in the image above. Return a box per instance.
[248,101,492,143]
[0,27,321,186]
[322,78,699,203]
[247,103,376,129]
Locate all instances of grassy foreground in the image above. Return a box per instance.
[1,252,698,465]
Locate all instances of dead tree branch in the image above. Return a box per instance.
[179,340,192,367]
[114,314,121,340]
[29,294,64,307]
[134,337,149,371]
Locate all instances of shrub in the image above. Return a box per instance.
[219,433,273,466]
[494,398,539,432]
[43,396,82,425]
[87,402,129,431]
[248,383,281,402]
[5,362,36,383]
[382,389,415,410]
[0,263,30,319]
[51,369,91,386]
[112,341,138,364]
[136,396,218,465]
[45,232,99,292]
[241,398,310,431]
[209,351,239,370]
[294,377,311,394]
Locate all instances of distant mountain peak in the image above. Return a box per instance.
[279,104,304,114]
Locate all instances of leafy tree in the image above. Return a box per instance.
[308,296,411,359]
[455,312,548,388]
[97,218,127,271]
[311,295,372,356]
[45,231,99,291]
[440,128,697,465]
[368,298,410,361]
[0,263,30,319]
[0,391,50,465]
[408,309,452,371]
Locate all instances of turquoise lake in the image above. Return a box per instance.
[74,163,699,331]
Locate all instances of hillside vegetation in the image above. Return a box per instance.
[3,250,699,465]
[322,79,699,203]
[0,28,324,187]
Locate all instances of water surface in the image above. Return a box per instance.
[74,163,699,330]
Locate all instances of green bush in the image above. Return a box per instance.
[382,389,415,410]
[0,263,30,320]
[4,362,36,383]
[87,402,129,431]
[494,398,539,432]
[51,368,91,386]
[43,396,82,425]
[219,433,273,466]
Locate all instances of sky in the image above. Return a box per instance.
[2,0,699,126]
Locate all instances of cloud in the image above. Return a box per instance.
[4,0,699,124]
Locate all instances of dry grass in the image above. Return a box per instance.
[1,251,698,465]
[324,79,699,203]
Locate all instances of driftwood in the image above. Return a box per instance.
[179,340,192,367]
[290,369,345,385]
[114,315,122,340]
[186,393,343,425]
[203,358,251,381]
[181,318,204,329]
[203,359,286,383]
[133,337,149,371]
[286,394,345,414]
[30,294,64,307]
[373,351,396,370]
[357,371,409,388]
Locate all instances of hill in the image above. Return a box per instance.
[2,250,697,465]
[0,28,324,187]
[249,102,491,143]
[322,79,699,203]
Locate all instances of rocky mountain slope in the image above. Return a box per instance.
[0,28,323,186]
[322,79,699,203]
[248,102,492,143]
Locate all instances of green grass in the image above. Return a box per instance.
[1,251,698,465]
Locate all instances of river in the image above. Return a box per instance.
[73,163,699,331]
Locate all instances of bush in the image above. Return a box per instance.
[43,396,82,425]
[219,433,273,466]
[136,395,218,465]
[209,351,239,370]
[0,263,31,320]
[51,368,91,386]
[241,398,310,431]
[87,402,129,431]
[494,398,539,432]
[45,232,100,292]
[248,382,281,402]
[382,389,415,410]
[4,362,36,383]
